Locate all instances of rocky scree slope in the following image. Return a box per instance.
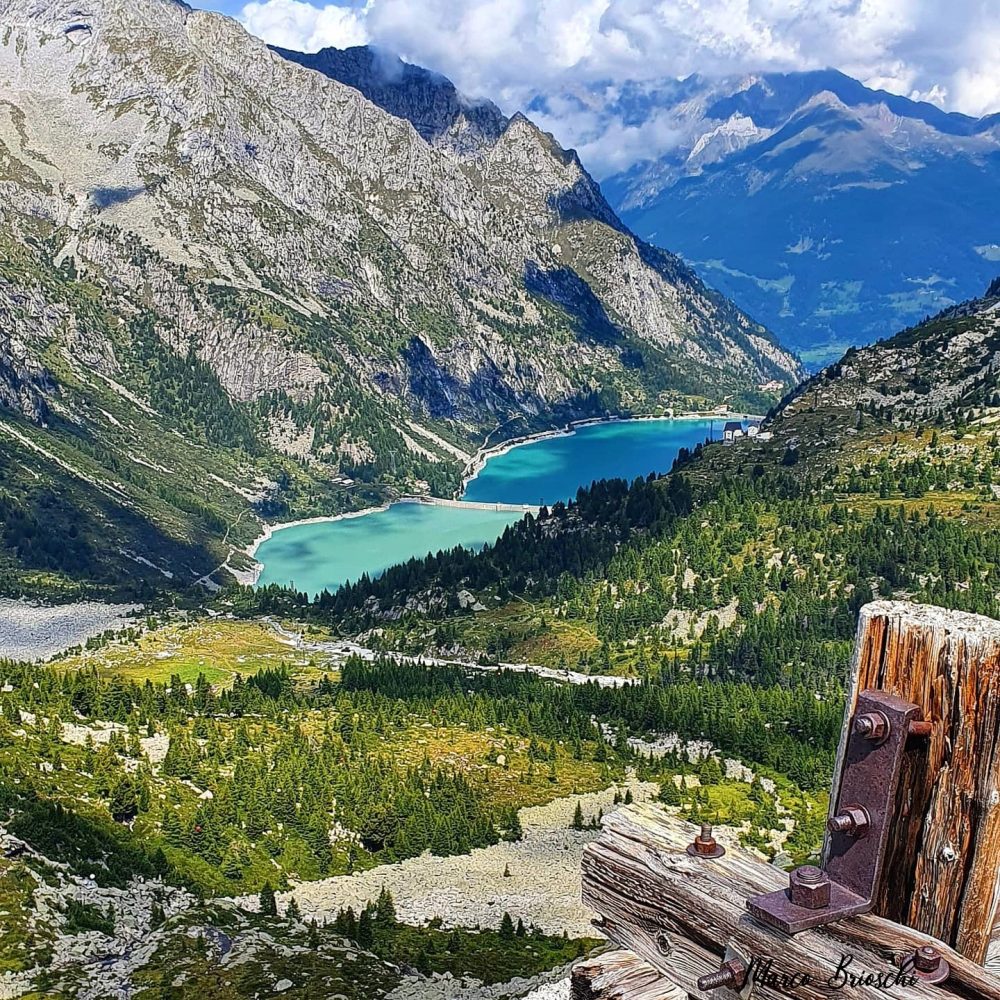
[677,277,1000,493]
[0,0,798,593]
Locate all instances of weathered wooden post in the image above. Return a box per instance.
[577,602,1000,999]
[830,602,1000,962]
[572,949,683,1000]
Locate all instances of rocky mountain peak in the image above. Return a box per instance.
[271,43,508,156]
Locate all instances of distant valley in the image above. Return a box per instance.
[572,69,1000,364]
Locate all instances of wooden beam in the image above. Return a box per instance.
[583,804,1000,1000]
[828,602,1000,962]
[570,950,682,1000]
[574,945,1000,1000]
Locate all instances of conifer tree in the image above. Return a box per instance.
[259,881,277,917]
[357,907,373,948]
[375,887,396,924]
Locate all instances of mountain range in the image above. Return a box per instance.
[572,70,1000,364]
[262,50,1000,367]
[0,0,798,594]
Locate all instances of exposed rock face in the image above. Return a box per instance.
[718,281,1000,478]
[781,287,1000,424]
[0,0,799,587]
[0,281,58,422]
[0,0,797,423]
[272,44,508,156]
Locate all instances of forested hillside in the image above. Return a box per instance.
[243,281,1000,687]
[0,621,827,996]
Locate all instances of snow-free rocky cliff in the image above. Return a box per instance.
[709,282,1000,481]
[0,0,799,588]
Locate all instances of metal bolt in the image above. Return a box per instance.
[789,865,831,909]
[697,958,749,992]
[828,805,870,837]
[854,710,891,744]
[908,720,933,738]
[907,945,951,985]
[687,823,726,859]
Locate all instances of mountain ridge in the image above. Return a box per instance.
[583,69,1000,362]
[270,43,510,156]
[0,0,798,594]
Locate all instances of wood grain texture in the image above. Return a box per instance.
[583,803,1000,1000]
[826,602,1000,962]
[570,950,680,1000]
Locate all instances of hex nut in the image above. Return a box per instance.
[789,865,831,909]
[687,823,726,858]
[827,805,871,837]
[697,958,749,992]
[906,945,951,985]
[854,710,891,744]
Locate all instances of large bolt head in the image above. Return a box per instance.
[789,865,831,909]
[907,945,950,984]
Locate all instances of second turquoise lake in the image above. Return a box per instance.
[254,417,715,596]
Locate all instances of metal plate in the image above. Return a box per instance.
[826,690,920,899]
[746,690,921,934]
[746,880,871,934]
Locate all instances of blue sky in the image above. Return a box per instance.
[198,0,1000,177]
[198,0,244,14]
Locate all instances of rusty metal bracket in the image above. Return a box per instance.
[746,689,922,934]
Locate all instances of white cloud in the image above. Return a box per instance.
[238,0,1000,172]
[241,0,369,52]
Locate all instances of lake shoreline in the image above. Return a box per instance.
[243,410,753,588]
[456,410,745,496]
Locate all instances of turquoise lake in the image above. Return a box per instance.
[255,418,714,596]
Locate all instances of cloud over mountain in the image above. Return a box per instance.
[238,0,1000,176]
